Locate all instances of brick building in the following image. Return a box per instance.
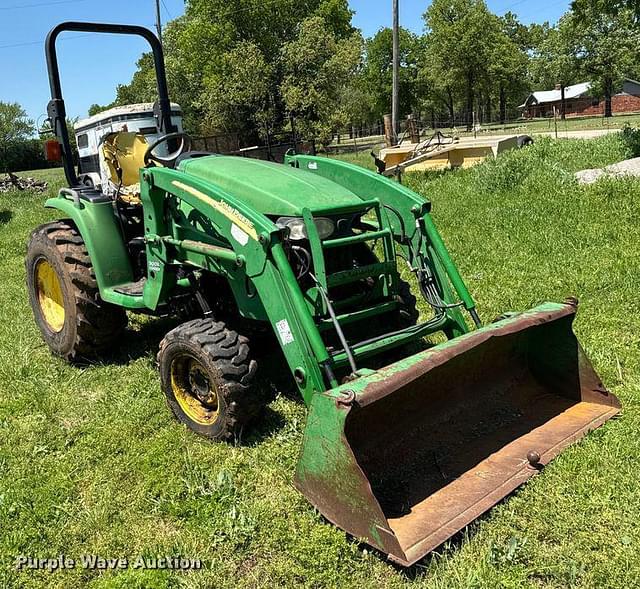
[520,79,640,118]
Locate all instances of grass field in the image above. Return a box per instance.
[1,134,640,588]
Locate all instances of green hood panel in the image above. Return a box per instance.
[178,156,364,216]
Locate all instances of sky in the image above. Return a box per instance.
[0,0,572,126]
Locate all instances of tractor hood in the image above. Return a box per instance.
[178,156,364,216]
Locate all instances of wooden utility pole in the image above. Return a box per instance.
[392,0,400,145]
[155,0,163,46]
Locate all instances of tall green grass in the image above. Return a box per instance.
[1,135,639,588]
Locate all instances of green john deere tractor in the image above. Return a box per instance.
[27,22,620,566]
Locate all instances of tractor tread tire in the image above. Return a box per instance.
[26,220,127,362]
[158,318,264,441]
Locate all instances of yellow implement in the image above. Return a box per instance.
[380,134,532,175]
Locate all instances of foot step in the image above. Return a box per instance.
[113,278,146,296]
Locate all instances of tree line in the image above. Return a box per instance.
[3,0,640,173]
[87,0,639,141]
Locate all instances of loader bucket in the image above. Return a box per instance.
[294,302,620,567]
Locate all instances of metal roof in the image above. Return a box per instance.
[519,82,592,109]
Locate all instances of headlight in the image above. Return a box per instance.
[276,217,335,240]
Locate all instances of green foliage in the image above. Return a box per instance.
[0,102,46,173]
[112,0,355,137]
[360,27,422,122]
[0,102,34,172]
[0,139,52,173]
[530,7,640,118]
[421,0,530,127]
[620,124,640,154]
[529,16,580,91]
[0,102,33,146]
[488,15,531,123]
[572,0,640,21]
[281,16,364,143]
[88,0,640,139]
[203,41,275,136]
[571,7,640,116]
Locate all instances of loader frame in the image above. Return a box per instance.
[46,156,481,404]
[44,23,483,406]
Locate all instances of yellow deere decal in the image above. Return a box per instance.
[172,181,258,240]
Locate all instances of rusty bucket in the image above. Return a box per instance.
[294,302,620,566]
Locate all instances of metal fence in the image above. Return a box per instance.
[191,130,317,163]
[190,106,640,162]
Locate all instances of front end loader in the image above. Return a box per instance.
[27,22,620,567]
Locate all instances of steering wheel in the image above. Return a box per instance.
[144,132,192,168]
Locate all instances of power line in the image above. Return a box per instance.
[515,0,567,20]
[499,0,529,15]
[160,0,173,20]
[0,32,93,50]
[0,0,286,53]
[0,0,89,10]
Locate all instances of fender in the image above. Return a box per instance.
[45,192,134,294]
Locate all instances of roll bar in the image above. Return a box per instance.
[45,22,176,187]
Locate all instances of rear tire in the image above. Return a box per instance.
[158,318,263,441]
[26,220,127,361]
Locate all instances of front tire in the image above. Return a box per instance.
[158,318,263,441]
[26,221,127,361]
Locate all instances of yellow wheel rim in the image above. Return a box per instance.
[35,259,65,332]
[170,355,220,426]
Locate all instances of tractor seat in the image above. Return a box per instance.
[102,131,149,204]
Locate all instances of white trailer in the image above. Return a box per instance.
[74,102,183,189]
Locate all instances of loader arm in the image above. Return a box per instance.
[285,154,479,332]
[140,167,334,403]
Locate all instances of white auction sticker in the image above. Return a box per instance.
[231,223,249,246]
[276,319,294,345]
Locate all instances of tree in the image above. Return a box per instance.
[202,41,274,137]
[0,102,33,147]
[280,16,363,143]
[572,0,640,22]
[88,104,108,117]
[570,5,640,117]
[360,27,422,122]
[488,15,530,124]
[112,0,355,137]
[529,16,580,119]
[423,0,502,130]
[0,102,34,172]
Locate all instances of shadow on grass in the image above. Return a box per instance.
[352,485,522,578]
[107,315,183,365]
[240,406,287,446]
[0,210,12,226]
[346,522,479,580]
